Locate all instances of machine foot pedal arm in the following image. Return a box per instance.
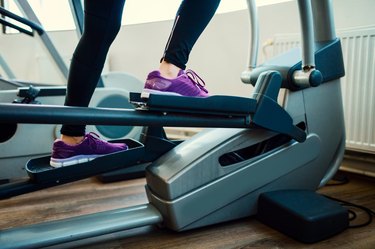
[0,139,145,199]
[0,204,162,249]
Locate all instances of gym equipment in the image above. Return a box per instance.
[0,83,142,182]
[257,190,349,243]
[0,5,46,89]
[0,0,346,248]
[0,3,144,181]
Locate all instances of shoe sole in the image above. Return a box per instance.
[141,89,182,99]
[50,154,100,168]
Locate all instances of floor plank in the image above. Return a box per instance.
[0,171,374,248]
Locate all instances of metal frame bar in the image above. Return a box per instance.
[311,0,336,42]
[0,16,33,35]
[0,103,250,128]
[246,0,259,69]
[297,0,315,69]
[0,204,162,249]
[241,0,259,84]
[68,0,84,37]
[14,0,69,80]
[0,6,44,35]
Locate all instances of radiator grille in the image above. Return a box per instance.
[272,26,375,153]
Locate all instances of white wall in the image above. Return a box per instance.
[108,9,251,97]
[0,0,374,97]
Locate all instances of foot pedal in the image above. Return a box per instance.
[0,139,145,199]
[26,139,145,183]
[257,189,349,243]
[130,92,256,116]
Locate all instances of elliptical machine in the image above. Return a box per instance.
[0,1,144,182]
[0,0,345,248]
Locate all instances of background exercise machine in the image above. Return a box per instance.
[0,1,144,182]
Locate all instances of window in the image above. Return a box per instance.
[2,0,292,33]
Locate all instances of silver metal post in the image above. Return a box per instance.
[69,0,84,37]
[14,0,69,81]
[297,0,315,68]
[241,0,259,84]
[311,0,337,42]
[292,0,322,88]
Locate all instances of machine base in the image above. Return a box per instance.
[257,189,349,243]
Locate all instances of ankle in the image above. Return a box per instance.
[60,135,84,145]
[159,60,181,79]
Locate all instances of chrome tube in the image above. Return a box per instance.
[293,0,322,88]
[297,0,315,68]
[241,0,259,84]
[14,0,69,80]
[311,0,337,42]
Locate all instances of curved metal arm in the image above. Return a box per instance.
[14,0,69,80]
[241,0,259,84]
[0,6,44,36]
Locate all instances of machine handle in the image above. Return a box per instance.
[241,0,259,84]
[0,6,44,36]
[293,0,322,88]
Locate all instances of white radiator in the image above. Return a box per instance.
[271,26,375,154]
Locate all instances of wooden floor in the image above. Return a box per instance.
[0,171,374,249]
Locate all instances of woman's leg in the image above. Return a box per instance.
[61,0,126,138]
[143,0,221,97]
[162,0,221,71]
[50,0,127,167]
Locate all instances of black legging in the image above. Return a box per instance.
[61,0,220,136]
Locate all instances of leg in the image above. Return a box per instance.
[50,0,127,167]
[143,0,221,97]
[61,0,126,138]
[162,0,221,71]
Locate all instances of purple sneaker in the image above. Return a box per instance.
[50,132,128,167]
[141,69,209,98]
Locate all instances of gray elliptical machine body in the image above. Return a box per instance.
[0,0,346,248]
[145,0,345,231]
